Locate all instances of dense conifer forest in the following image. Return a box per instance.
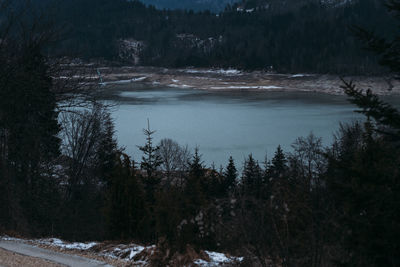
[37,0,396,74]
[1,0,400,266]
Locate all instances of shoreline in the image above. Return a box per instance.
[62,65,400,96]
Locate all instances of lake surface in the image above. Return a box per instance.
[102,84,365,167]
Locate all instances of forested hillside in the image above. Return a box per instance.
[38,0,395,74]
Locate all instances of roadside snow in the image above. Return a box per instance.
[0,236,23,242]
[1,236,243,266]
[194,259,210,266]
[206,251,231,263]
[38,238,97,250]
[194,251,243,266]
[101,244,146,260]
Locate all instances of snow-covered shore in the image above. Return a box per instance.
[58,65,400,96]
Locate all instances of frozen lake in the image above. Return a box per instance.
[102,84,364,167]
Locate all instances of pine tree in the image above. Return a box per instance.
[97,111,119,184]
[0,39,61,234]
[328,2,400,264]
[223,156,237,195]
[185,147,206,213]
[269,145,287,179]
[138,120,162,241]
[208,163,221,197]
[189,147,205,179]
[105,153,146,240]
[138,119,163,178]
[242,154,263,195]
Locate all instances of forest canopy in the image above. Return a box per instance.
[24,0,397,74]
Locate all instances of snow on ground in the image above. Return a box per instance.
[290,74,314,78]
[168,83,193,88]
[38,238,97,250]
[194,251,243,266]
[99,76,147,86]
[1,236,23,242]
[1,236,242,266]
[210,85,282,90]
[97,243,154,261]
[181,68,242,75]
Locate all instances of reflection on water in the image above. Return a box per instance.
[102,85,366,166]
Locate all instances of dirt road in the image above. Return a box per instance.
[0,240,112,267]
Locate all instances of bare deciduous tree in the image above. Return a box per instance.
[157,138,191,187]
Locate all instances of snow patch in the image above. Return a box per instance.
[38,238,97,250]
[0,236,24,242]
[290,74,314,78]
[210,85,282,90]
[194,251,243,266]
[182,68,242,75]
[98,243,155,263]
[168,83,193,88]
[100,77,147,86]
[194,259,210,266]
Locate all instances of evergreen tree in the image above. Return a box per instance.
[96,111,119,184]
[269,145,287,179]
[0,34,61,234]
[188,147,205,179]
[208,163,222,197]
[105,153,146,240]
[223,156,237,195]
[242,154,263,195]
[138,120,163,178]
[327,2,400,264]
[137,120,162,241]
[186,148,206,207]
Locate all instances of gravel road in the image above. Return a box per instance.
[0,240,113,267]
[0,247,64,267]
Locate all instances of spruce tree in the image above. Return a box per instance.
[242,154,263,195]
[269,145,287,179]
[328,1,400,264]
[138,120,162,241]
[189,147,205,179]
[223,156,238,195]
[105,153,146,240]
[138,120,162,178]
[97,111,119,184]
[185,147,206,213]
[0,39,61,234]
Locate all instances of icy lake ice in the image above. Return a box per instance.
[102,84,366,167]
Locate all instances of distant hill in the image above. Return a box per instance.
[138,0,239,12]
